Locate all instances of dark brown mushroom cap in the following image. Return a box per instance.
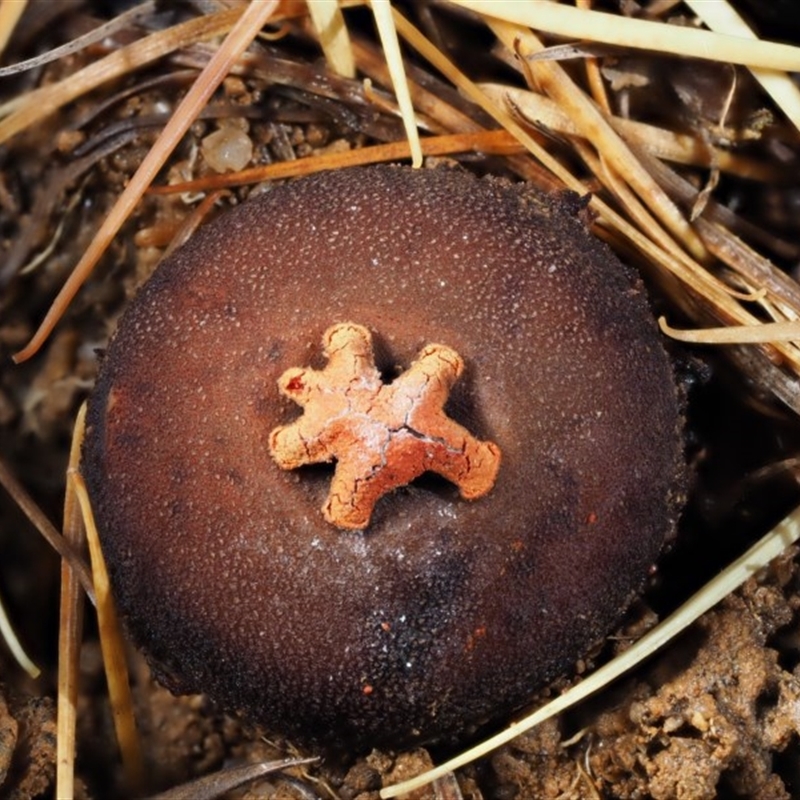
[82,165,684,749]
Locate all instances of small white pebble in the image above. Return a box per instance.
[201,126,253,173]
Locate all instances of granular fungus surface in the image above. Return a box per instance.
[82,165,684,749]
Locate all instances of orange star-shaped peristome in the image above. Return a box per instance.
[268,323,502,530]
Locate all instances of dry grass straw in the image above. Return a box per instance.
[72,463,145,796]
[0,6,243,140]
[454,0,800,71]
[465,5,800,406]
[478,83,780,181]
[57,404,90,800]
[0,1,158,78]
[498,19,800,350]
[0,0,27,57]
[0,458,94,600]
[371,0,423,166]
[307,0,355,78]
[3,0,800,796]
[391,8,800,386]
[0,590,39,679]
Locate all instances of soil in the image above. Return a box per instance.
[1,2,799,799]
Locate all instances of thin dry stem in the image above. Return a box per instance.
[0,1,157,78]
[371,0,423,167]
[72,468,145,796]
[351,36,484,134]
[307,0,356,78]
[481,83,779,181]
[0,591,39,678]
[148,129,522,194]
[0,457,95,602]
[57,403,89,800]
[0,0,26,57]
[0,7,243,142]
[13,0,280,363]
[577,0,611,114]
[451,0,800,71]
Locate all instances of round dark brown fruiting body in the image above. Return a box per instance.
[83,165,684,750]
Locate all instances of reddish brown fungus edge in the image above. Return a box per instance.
[81,165,685,749]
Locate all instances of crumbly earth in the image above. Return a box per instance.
[0,684,57,800]
[489,554,800,800]
[3,550,797,799]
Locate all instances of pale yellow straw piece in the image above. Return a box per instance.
[0,591,40,678]
[659,316,800,344]
[57,402,90,800]
[371,0,423,167]
[307,0,355,78]
[72,469,145,796]
[451,0,800,71]
[0,0,26,57]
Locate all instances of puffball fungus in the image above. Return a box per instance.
[83,165,684,749]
